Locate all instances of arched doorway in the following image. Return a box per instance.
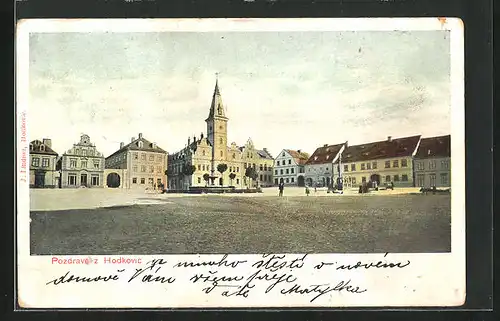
[297,175,305,187]
[106,173,121,188]
[370,174,380,185]
[306,177,313,187]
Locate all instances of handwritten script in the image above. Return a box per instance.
[46,253,410,303]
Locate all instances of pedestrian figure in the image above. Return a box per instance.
[305,185,310,196]
[278,182,284,197]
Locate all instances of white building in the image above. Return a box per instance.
[304,143,345,188]
[273,149,310,186]
[413,135,451,188]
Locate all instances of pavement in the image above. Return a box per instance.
[29,186,424,211]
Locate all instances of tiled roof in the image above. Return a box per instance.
[285,149,310,165]
[305,143,344,165]
[106,137,166,159]
[414,135,450,159]
[29,140,58,156]
[257,149,274,160]
[340,135,421,163]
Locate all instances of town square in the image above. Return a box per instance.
[26,28,453,255]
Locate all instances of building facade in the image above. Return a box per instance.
[273,149,310,186]
[57,134,105,188]
[167,77,273,190]
[29,138,59,188]
[413,135,451,188]
[305,143,345,188]
[105,133,168,189]
[339,135,421,188]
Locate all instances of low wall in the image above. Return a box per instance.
[165,187,263,194]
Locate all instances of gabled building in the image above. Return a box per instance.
[305,143,345,188]
[274,149,310,186]
[57,134,105,188]
[105,133,167,189]
[339,135,421,188]
[167,77,273,190]
[413,135,451,188]
[29,138,59,188]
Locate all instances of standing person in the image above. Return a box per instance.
[305,185,310,196]
[278,182,284,197]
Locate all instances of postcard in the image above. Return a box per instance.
[16,17,465,308]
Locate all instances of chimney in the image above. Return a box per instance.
[188,137,191,145]
[297,149,301,154]
[42,138,52,148]
[345,141,349,148]
[200,132,204,139]
[120,142,124,149]
[138,133,143,139]
[131,137,135,143]
[323,144,328,147]
[387,136,392,142]
[193,135,197,142]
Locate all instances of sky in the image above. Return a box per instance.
[28,30,451,158]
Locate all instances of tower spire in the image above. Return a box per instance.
[206,73,226,120]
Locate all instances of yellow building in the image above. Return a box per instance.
[338,135,421,188]
[105,133,167,189]
[167,78,273,190]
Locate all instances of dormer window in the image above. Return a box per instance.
[138,141,143,148]
[326,155,330,160]
[314,156,318,161]
[40,145,45,151]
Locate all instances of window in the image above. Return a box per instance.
[82,150,87,156]
[202,150,206,156]
[286,169,289,174]
[94,161,100,169]
[393,160,399,168]
[141,178,145,184]
[220,138,223,144]
[385,161,390,168]
[260,164,263,171]
[385,175,391,182]
[90,175,99,186]
[42,158,49,167]
[30,144,33,151]
[237,167,239,173]
[253,163,256,168]
[344,165,349,172]
[286,178,289,183]
[288,159,291,165]
[236,179,239,184]
[68,174,77,185]
[157,155,162,161]
[372,162,377,169]
[361,163,366,170]
[132,178,137,184]
[402,174,408,181]
[141,165,146,172]
[220,151,223,157]
[352,177,357,185]
[157,166,162,173]
[148,178,154,186]
[275,178,279,184]
[440,173,448,185]
[81,160,87,168]
[141,153,146,160]
[401,159,408,167]
[429,174,437,186]
[275,170,278,175]
[132,165,137,172]
[416,161,424,170]
[429,160,437,169]
[232,153,235,159]
[31,157,40,167]
[76,149,80,155]
[260,174,263,181]
[264,164,267,171]
[367,163,371,170]
[149,155,154,161]
[291,168,295,174]
[70,158,77,168]
[291,177,295,183]
[441,160,449,169]
[150,166,154,173]
[417,174,425,187]
[202,165,206,171]
[198,177,201,184]
[351,164,356,171]
[133,153,138,160]
[280,169,284,175]
[393,175,400,182]
[282,152,285,157]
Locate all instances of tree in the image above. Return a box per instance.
[217,163,228,186]
[203,173,210,187]
[245,167,257,188]
[229,173,236,187]
[181,165,196,189]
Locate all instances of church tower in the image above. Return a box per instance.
[205,75,228,164]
